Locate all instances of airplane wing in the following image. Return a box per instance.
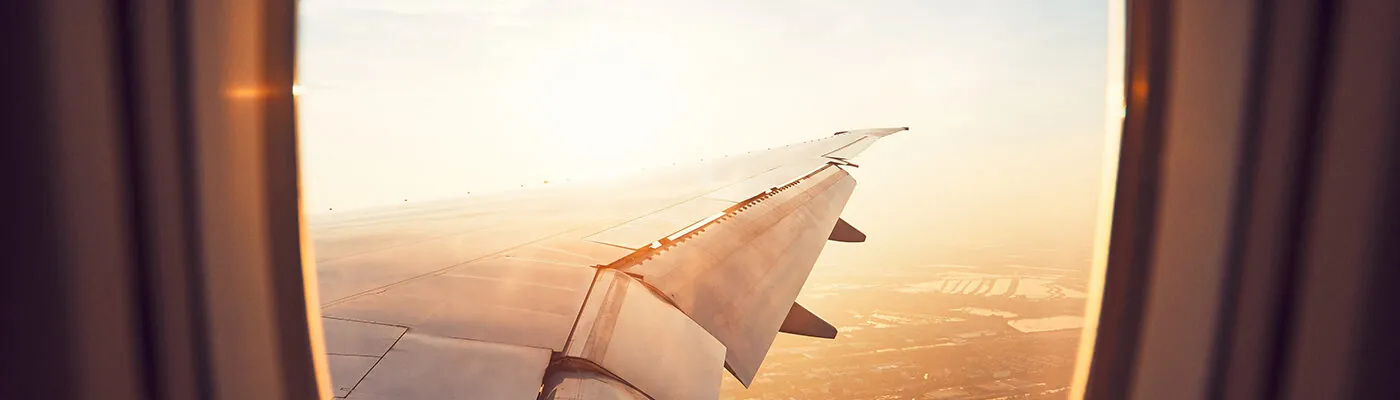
[313,127,908,399]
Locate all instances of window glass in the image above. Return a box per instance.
[298,1,1121,398]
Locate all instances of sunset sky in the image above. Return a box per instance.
[295,0,1111,271]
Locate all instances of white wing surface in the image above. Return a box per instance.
[313,128,909,399]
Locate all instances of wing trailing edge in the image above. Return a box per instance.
[620,165,857,386]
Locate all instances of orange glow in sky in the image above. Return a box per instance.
[295,0,1111,305]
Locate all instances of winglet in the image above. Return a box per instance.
[778,303,838,339]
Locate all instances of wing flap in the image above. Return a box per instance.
[620,164,857,385]
[562,270,727,400]
[541,370,651,399]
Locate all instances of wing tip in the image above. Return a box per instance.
[833,127,908,136]
[876,126,910,136]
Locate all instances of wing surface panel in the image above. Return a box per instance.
[317,223,570,304]
[343,333,551,400]
[312,129,899,304]
[323,318,405,356]
[585,197,736,250]
[703,164,823,202]
[823,136,875,159]
[328,355,378,398]
[322,318,406,398]
[323,256,596,351]
[503,236,635,265]
[840,127,909,137]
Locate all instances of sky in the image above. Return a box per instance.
[296,0,1112,271]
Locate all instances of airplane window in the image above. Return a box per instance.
[296,0,1125,398]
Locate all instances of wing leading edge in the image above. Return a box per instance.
[315,127,907,399]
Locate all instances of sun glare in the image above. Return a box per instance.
[531,47,680,180]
